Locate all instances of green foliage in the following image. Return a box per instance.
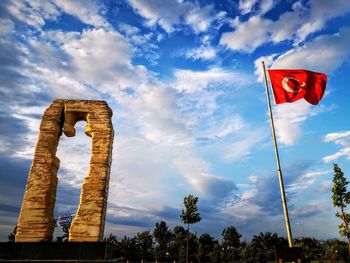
[119,235,138,260]
[173,225,187,241]
[221,226,242,262]
[252,232,278,250]
[180,194,201,225]
[171,226,187,262]
[322,239,349,262]
[136,230,153,261]
[102,224,350,263]
[251,232,288,262]
[153,220,172,260]
[222,226,242,249]
[187,232,199,262]
[210,242,222,263]
[197,233,215,262]
[294,237,322,262]
[7,225,17,242]
[332,164,350,209]
[105,233,121,259]
[105,233,118,246]
[332,163,350,240]
[240,242,260,263]
[180,194,201,263]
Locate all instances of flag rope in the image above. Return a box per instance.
[261,61,293,247]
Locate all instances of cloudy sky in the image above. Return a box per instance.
[1,0,350,241]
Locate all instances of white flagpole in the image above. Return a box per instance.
[261,61,293,247]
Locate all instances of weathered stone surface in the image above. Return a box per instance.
[15,99,114,242]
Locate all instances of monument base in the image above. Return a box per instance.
[0,242,112,261]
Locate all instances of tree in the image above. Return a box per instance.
[105,233,120,259]
[322,239,349,262]
[187,232,199,262]
[171,226,187,262]
[197,233,215,262]
[240,242,259,263]
[136,230,153,262]
[294,237,322,262]
[332,163,350,255]
[105,233,119,247]
[180,194,201,263]
[252,232,279,262]
[153,220,172,261]
[8,225,17,242]
[221,226,242,262]
[119,235,138,261]
[211,241,221,263]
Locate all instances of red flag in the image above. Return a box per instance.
[268,69,327,105]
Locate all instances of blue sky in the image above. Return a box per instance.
[1,0,350,241]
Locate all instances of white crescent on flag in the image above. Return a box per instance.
[281,77,306,93]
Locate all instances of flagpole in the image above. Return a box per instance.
[261,61,293,247]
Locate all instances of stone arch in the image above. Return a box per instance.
[15,100,114,242]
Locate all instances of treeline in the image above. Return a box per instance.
[104,221,349,263]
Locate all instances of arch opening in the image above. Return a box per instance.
[53,120,91,241]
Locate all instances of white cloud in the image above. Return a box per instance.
[0,18,14,36]
[323,131,350,162]
[324,131,350,143]
[272,27,350,72]
[117,23,160,65]
[220,193,264,221]
[185,46,216,61]
[295,0,350,43]
[238,0,258,15]
[4,0,108,29]
[32,28,154,96]
[174,67,251,93]
[128,0,223,34]
[254,54,277,82]
[219,164,330,235]
[53,0,108,28]
[287,169,329,192]
[119,23,141,35]
[5,0,60,28]
[316,180,332,194]
[259,0,275,15]
[127,86,192,145]
[220,0,350,53]
[223,129,268,162]
[272,100,329,145]
[196,115,247,142]
[128,0,188,32]
[61,29,135,87]
[290,200,329,218]
[220,15,271,53]
[185,4,219,34]
[238,0,275,15]
[273,100,311,145]
[172,155,237,198]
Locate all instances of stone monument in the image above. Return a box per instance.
[15,99,114,242]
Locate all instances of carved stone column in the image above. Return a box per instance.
[15,100,114,242]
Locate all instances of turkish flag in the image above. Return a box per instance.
[268,69,327,105]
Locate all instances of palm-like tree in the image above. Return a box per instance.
[252,232,279,261]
